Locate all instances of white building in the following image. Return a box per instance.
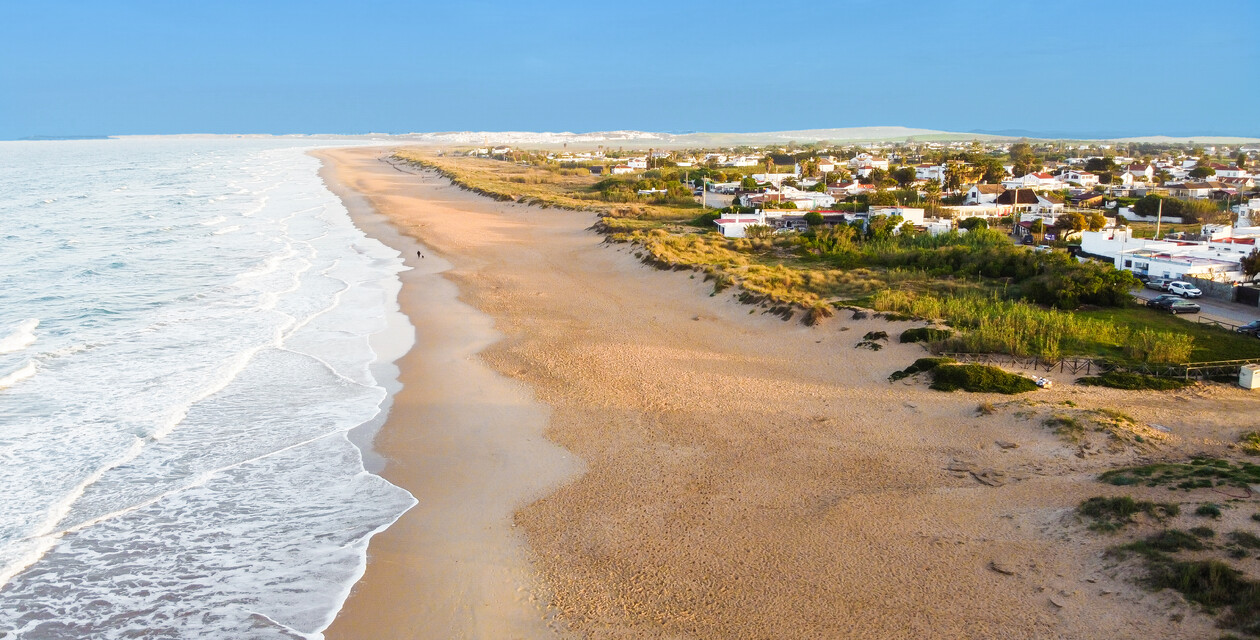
[627,158,648,169]
[867,206,926,227]
[713,211,767,238]
[1061,170,1099,188]
[964,184,1005,205]
[1079,229,1255,282]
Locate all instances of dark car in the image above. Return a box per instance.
[1145,294,1180,309]
[1237,320,1260,337]
[1166,300,1201,315]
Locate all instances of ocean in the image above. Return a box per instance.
[0,138,416,638]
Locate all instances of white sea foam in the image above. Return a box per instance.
[0,318,38,354]
[0,360,36,389]
[0,138,414,638]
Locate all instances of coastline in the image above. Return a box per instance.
[315,146,1258,639]
[313,148,581,639]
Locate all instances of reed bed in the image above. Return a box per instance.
[871,290,1192,363]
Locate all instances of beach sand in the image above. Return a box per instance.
[317,146,1260,639]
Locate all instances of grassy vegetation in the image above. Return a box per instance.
[1045,414,1086,441]
[1241,432,1260,456]
[900,327,953,343]
[1076,371,1194,390]
[1100,458,1260,491]
[1110,530,1260,634]
[929,364,1039,394]
[1078,496,1180,532]
[872,290,1192,363]
[394,150,699,221]
[1077,303,1260,363]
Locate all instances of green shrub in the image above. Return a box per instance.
[1197,503,1224,519]
[1079,496,1180,531]
[888,357,955,382]
[900,327,953,343]
[1076,371,1192,391]
[929,364,1039,394]
[1240,432,1260,456]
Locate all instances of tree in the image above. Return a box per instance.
[1009,142,1032,160]
[1242,249,1260,281]
[1086,211,1108,231]
[959,217,988,231]
[1189,165,1216,178]
[1030,218,1045,238]
[804,210,824,226]
[1012,156,1040,178]
[1084,157,1117,173]
[978,157,1007,183]
[869,190,897,206]
[1054,211,1087,236]
[740,176,758,190]
[943,163,967,192]
[891,166,917,188]
[1237,151,1248,169]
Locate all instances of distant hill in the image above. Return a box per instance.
[389,126,1008,149]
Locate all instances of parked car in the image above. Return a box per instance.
[1144,278,1171,291]
[1237,320,1260,337]
[1166,300,1201,314]
[1145,294,1181,309]
[1168,281,1203,298]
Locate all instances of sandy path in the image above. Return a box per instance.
[317,146,1260,639]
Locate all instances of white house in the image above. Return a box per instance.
[867,206,926,227]
[1061,170,1099,188]
[914,164,946,183]
[627,158,648,169]
[1003,172,1065,191]
[848,153,890,171]
[827,181,875,197]
[1125,164,1155,181]
[713,211,767,238]
[964,184,1005,205]
[1216,165,1251,179]
[1079,228,1255,282]
[611,165,636,175]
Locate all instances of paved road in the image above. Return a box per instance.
[1132,287,1260,328]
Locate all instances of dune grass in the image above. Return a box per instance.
[871,289,1193,363]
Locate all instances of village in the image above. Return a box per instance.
[459,140,1260,302]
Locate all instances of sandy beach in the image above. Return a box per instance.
[316,146,1260,639]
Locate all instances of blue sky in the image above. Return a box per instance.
[2,0,1257,139]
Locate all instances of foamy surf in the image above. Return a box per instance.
[0,360,36,389]
[0,138,414,638]
[0,318,38,354]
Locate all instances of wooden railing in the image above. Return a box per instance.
[941,352,1260,381]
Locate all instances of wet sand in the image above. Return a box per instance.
[317,146,1260,639]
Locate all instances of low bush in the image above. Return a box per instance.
[929,364,1039,394]
[900,327,953,344]
[1079,496,1180,532]
[1076,371,1192,391]
[888,357,955,382]
[1197,503,1224,519]
[1240,432,1260,456]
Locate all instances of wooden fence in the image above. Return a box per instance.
[941,352,1260,381]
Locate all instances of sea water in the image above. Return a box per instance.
[0,138,416,638]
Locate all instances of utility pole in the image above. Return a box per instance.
[1155,197,1164,239]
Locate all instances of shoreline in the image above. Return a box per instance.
[315,146,1258,639]
[313,148,581,639]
